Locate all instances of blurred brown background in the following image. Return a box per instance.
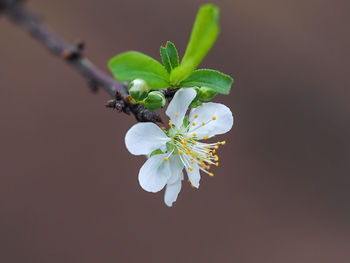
[1,0,350,262]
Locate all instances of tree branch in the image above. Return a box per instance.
[0,0,162,122]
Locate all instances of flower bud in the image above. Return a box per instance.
[128,79,150,101]
[199,87,218,101]
[144,91,166,111]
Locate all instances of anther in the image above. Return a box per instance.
[221,141,226,145]
[189,167,193,171]
[204,136,208,140]
[179,151,184,155]
[164,157,169,162]
[209,173,214,177]
[193,133,197,137]
[186,150,190,154]
[175,113,179,117]
[214,145,219,149]
[216,162,219,167]
[212,116,216,120]
[169,121,173,127]
[192,122,196,126]
[189,137,193,140]
[194,114,198,118]
[161,126,166,130]
[202,122,205,126]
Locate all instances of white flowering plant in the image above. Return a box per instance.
[107,3,235,206]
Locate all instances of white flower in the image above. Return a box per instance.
[125,88,234,207]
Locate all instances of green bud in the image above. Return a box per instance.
[128,79,150,101]
[198,87,218,101]
[144,91,166,111]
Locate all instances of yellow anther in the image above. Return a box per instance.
[213,149,216,153]
[194,114,198,118]
[214,145,219,150]
[191,184,195,188]
[189,137,193,140]
[164,157,169,162]
[214,155,219,161]
[216,162,219,167]
[205,145,211,149]
[193,133,197,137]
[187,179,191,183]
[221,141,226,145]
[175,113,179,117]
[189,167,193,171]
[183,138,187,141]
[169,121,173,127]
[217,142,220,145]
[161,126,166,130]
[191,160,194,164]
[183,141,187,146]
[204,136,208,140]
[179,151,183,155]
[192,122,196,126]
[202,122,205,126]
[212,116,217,120]
[209,173,214,177]
[186,150,190,154]
[207,165,211,170]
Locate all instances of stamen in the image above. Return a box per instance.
[209,173,214,177]
[175,113,179,117]
[169,121,173,127]
[193,133,197,137]
[212,116,216,120]
[215,145,219,149]
[192,122,196,126]
[179,151,183,155]
[204,136,208,140]
[164,157,169,162]
[189,167,193,171]
[221,141,226,145]
[216,162,219,166]
[202,122,205,126]
[194,114,198,118]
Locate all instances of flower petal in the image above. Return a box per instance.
[186,162,200,188]
[166,88,197,128]
[138,154,171,193]
[167,155,184,184]
[125,122,170,155]
[164,179,182,207]
[188,102,233,139]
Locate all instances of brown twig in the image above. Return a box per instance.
[0,0,162,122]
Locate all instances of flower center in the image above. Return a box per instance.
[164,112,227,180]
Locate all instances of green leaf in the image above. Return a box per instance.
[160,41,179,74]
[179,69,233,95]
[108,51,170,90]
[170,4,219,84]
[160,46,171,73]
[166,41,179,69]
